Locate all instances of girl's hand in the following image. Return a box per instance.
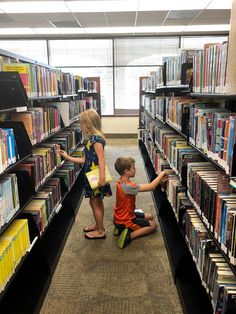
[99,177,106,187]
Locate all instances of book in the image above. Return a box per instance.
[85,166,112,189]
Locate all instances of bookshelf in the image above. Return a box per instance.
[139,44,236,313]
[0,49,85,314]
[76,76,101,116]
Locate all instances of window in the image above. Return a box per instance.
[61,67,113,116]
[0,40,48,63]
[114,37,180,66]
[114,37,179,112]
[49,39,113,66]
[114,66,158,113]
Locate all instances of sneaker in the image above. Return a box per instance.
[113,224,125,236]
[113,226,119,236]
[118,228,131,249]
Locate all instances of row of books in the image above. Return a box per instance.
[3,63,58,98]
[50,101,79,127]
[185,211,236,313]
[0,219,30,293]
[187,163,236,265]
[140,72,158,93]
[0,128,18,173]
[154,125,204,186]
[163,56,181,86]
[143,98,236,176]
[193,41,228,94]
[189,106,236,175]
[9,105,61,145]
[165,96,200,136]
[58,71,76,96]
[22,158,82,234]
[13,125,82,192]
[163,49,194,86]
[0,173,19,228]
[2,63,79,98]
[87,80,98,93]
[78,97,96,114]
[23,177,62,234]
[75,76,98,93]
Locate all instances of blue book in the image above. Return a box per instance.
[3,128,16,165]
[227,117,236,170]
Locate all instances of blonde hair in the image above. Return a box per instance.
[79,109,106,142]
[114,157,135,175]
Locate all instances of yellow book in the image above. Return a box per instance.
[3,63,32,96]
[1,228,20,266]
[86,166,112,190]
[0,240,13,284]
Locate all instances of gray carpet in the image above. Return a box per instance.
[40,139,183,314]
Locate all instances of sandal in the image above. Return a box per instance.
[85,230,106,240]
[83,225,96,232]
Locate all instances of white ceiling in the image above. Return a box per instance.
[0,0,232,37]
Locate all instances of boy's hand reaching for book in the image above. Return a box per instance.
[59,150,68,159]
[159,170,174,183]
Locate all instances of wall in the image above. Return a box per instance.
[102,116,139,136]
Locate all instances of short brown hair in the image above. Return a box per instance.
[114,157,135,175]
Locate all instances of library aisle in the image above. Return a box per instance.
[40,139,183,314]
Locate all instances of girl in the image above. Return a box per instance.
[59,109,112,239]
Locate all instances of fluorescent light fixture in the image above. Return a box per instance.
[66,0,212,12]
[0,1,69,13]
[0,25,229,36]
[0,0,232,13]
[0,28,36,35]
[138,0,211,11]
[34,28,85,34]
[206,0,232,10]
[184,24,230,32]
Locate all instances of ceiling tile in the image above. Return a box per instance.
[0,13,17,22]
[136,11,168,26]
[51,21,80,28]
[74,12,107,27]
[137,11,169,20]
[168,10,201,19]
[197,9,231,19]
[105,12,136,27]
[105,12,136,20]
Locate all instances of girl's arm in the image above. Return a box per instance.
[139,170,171,192]
[93,142,106,186]
[59,150,85,164]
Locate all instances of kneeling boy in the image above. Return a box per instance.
[113,157,171,249]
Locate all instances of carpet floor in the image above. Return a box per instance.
[40,139,183,314]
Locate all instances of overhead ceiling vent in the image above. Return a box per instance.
[50,21,81,28]
[168,10,200,19]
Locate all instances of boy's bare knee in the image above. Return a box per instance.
[150,220,157,232]
[145,213,153,221]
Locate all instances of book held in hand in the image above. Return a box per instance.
[86,166,112,189]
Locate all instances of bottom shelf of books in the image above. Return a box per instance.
[139,139,231,314]
[0,169,84,314]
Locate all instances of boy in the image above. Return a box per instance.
[113,156,171,249]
